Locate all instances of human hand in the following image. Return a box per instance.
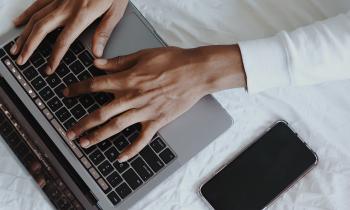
[11,0,129,74]
[64,45,246,162]
[29,161,46,188]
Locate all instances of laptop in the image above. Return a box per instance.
[0,2,232,210]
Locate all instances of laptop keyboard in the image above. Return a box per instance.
[0,30,176,206]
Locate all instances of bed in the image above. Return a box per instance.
[0,0,350,209]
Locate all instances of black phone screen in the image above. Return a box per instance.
[200,122,317,210]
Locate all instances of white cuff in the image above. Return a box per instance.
[238,34,291,93]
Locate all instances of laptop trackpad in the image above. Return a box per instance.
[81,12,164,58]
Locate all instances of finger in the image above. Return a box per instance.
[117,121,159,162]
[14,0,52,26]
[94,50,143,72]
[66,97,136,139]
[46,15,96,74]
[79,109,147,148]
[17,10,64,65]
[63,75,120,97]
[11,1,57,57]
[92,8,123,57]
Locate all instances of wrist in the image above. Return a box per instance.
[196,45,246,95]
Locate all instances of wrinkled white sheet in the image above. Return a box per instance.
[1,0,350,209]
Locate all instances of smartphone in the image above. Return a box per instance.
[199,121,318,210]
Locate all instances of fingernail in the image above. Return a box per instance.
[45,66,52,75]
[95,44,104,57]
[63,88,69,96]
[10,43,17,55]
[117,155,128,163]
[16,55,23,65]
[66,130,76,140]
[94,59,107,65]
[80,138,90,148]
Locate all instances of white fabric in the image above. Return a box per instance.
[240,11,350,93]
[1,0,350,210]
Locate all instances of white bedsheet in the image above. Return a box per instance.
[1,0,350,209]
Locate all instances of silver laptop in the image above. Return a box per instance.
[0,3,232,210]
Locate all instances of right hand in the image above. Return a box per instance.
[11,0,129,75]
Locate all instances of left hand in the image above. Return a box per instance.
[64,45,246,162]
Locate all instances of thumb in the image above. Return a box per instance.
[92,3,126,57]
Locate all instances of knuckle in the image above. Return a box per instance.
[87,79,97,91]
[56,39,68,48]
[94,109,107,122]
[97,31,110,41]
[111,118,123,128]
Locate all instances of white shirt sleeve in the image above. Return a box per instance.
[238,10,350,93]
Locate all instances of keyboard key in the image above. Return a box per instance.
[23,66,38,81]
[131,157,154,182]
[79,95,94,108]
[94,93,111,105]
[113,161,129,174]
[31,76,46,91]
[97,140,112,151]
[97,178,111,193]
[140,146,165,173]
[106,172,122,188]
[115,183,132,199]
[63,73,78,86]
[71,104,86,119]
[88,66,105,76]
[63,50,76,65]
[71,41,84,54]
[56,64,70,78]
[87,104,99,113]
[56,107,71,123]
[4,41,17,59]
[63,117,76,130]
[107,191,121,206]
[46,74,61,88]
[47,96,63,112]
[127,132,139,143]
[39,86,54,101]
[54,83,66,98]
[113,135,129,151]
[78,51,93,67]
[104,146,119,162]
[80,156,91,169]
[150,137,166,153]
[38,42,51,58]
[30,52,45,68]
[77,70,91,81]
[123,124,140,137]
[98,160,114,176]
[17,61,30,70]
[38,65,48,78]
[43,108,53,120]
[88,167,100,180]
[83,144,97,154]
[122,168,143,190]
[159,148,175,164]
[69,60,84,74]
[89,149,105,165]
[62,97,78,109]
